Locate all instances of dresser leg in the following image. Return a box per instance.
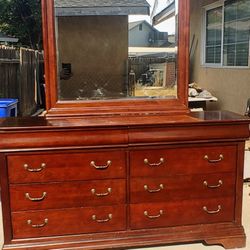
[204,235,246,249]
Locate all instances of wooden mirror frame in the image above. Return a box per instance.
[41,0,190,118]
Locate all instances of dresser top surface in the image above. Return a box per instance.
[0,111,249,131]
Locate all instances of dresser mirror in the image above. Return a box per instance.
[42,0,189,116]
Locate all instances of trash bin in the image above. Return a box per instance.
[0,99,18,117]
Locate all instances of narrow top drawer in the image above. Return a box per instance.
[130,145,236,177]
[8,151,126,184]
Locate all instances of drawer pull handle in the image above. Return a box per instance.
[203,205,222,214]
[204,154,224,163]
[144,184,164,193]
[144,210,163,219]
[144,158,164,167]
[91,188,112,197]
[203,180,223,189]
[27,218,48,228]
[92,214,112,223]
[24,163,46,172]
[90,160,112,169]
[25,192,47,201]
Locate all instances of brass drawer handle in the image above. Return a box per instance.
[91,188,112,197]
[27,218,48,228]
[204,154,224,163]
[90,160,112,169]
[92,213,112,223]
[25,192,47,201]
[24,163,46,172]
[144,210,163,219]
[144,184,164,193]
[203,205,222,214]
[203,180,223,189]
[144,158,164,167]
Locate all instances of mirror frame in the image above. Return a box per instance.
[41,0,190,117]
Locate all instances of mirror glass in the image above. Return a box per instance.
[54,0,178,101]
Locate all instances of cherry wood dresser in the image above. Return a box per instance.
[0,111,249,249]
[0,0,248,249]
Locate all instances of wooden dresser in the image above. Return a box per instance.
[0,0,249,249]
[0,111,249,249]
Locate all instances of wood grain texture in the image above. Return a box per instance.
[129,197,235,229]
[3,223,245,250]
[130,173,235,203]
[12,205,126,238]
[10,179,126,211]
[41,0,190,117]
[130,145,236,177]
[8,151,126,183]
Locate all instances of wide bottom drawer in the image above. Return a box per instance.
[130,197,234,229]
[12,205,126,239]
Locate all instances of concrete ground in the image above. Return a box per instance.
[0,184,249,250]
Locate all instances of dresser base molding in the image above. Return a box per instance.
[3,223,245,250]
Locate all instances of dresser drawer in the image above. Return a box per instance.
[12,205,126,239]
[130,173,235,203]
[130,145,236,177]
[10,179,126,211]
[130,197,234,230]
[8,151,126,183]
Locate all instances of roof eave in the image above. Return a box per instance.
[153,2,175,26]
[55,6,150,16]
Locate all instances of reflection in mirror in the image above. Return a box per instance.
[54,0,178,101]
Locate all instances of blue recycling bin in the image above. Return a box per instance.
[0,99,18,117]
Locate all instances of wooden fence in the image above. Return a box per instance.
[128,57,166,82]
[0,46,44,116]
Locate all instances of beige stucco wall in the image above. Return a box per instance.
[57,16,128,100]
[190,0,250,114]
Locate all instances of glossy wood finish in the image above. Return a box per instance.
[130,197,235,229]
[130,173,235,203]
[8,151,126,183]
[0,0,248,249]
[12,205,126,238]
[130,145,236,177]
[10,179,126,211]
[41,0,190,117]
[0,111,249,250]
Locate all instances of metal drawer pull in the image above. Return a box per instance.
[91,188,112,197]
[92,214,112,223]
[27,218,48,228]
[203,180,223,189]
[144,210,163,219]
[90,160,112,169]
[144,184,164,193]
[25,192,47,201]
[204,154,224,163]
[144,158,164,167]
[203,205,222,214]
[24,163,46,172]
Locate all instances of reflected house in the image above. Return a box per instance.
[129,20,169,47]
[54,0,150,100]
[128,0,178,93]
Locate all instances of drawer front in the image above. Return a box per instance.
[10,179,126,211]
[130,197,234,230]
[130,145,236,177]
[130,173,235,203]
[8,151,126,183]
[12,205,126,239]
